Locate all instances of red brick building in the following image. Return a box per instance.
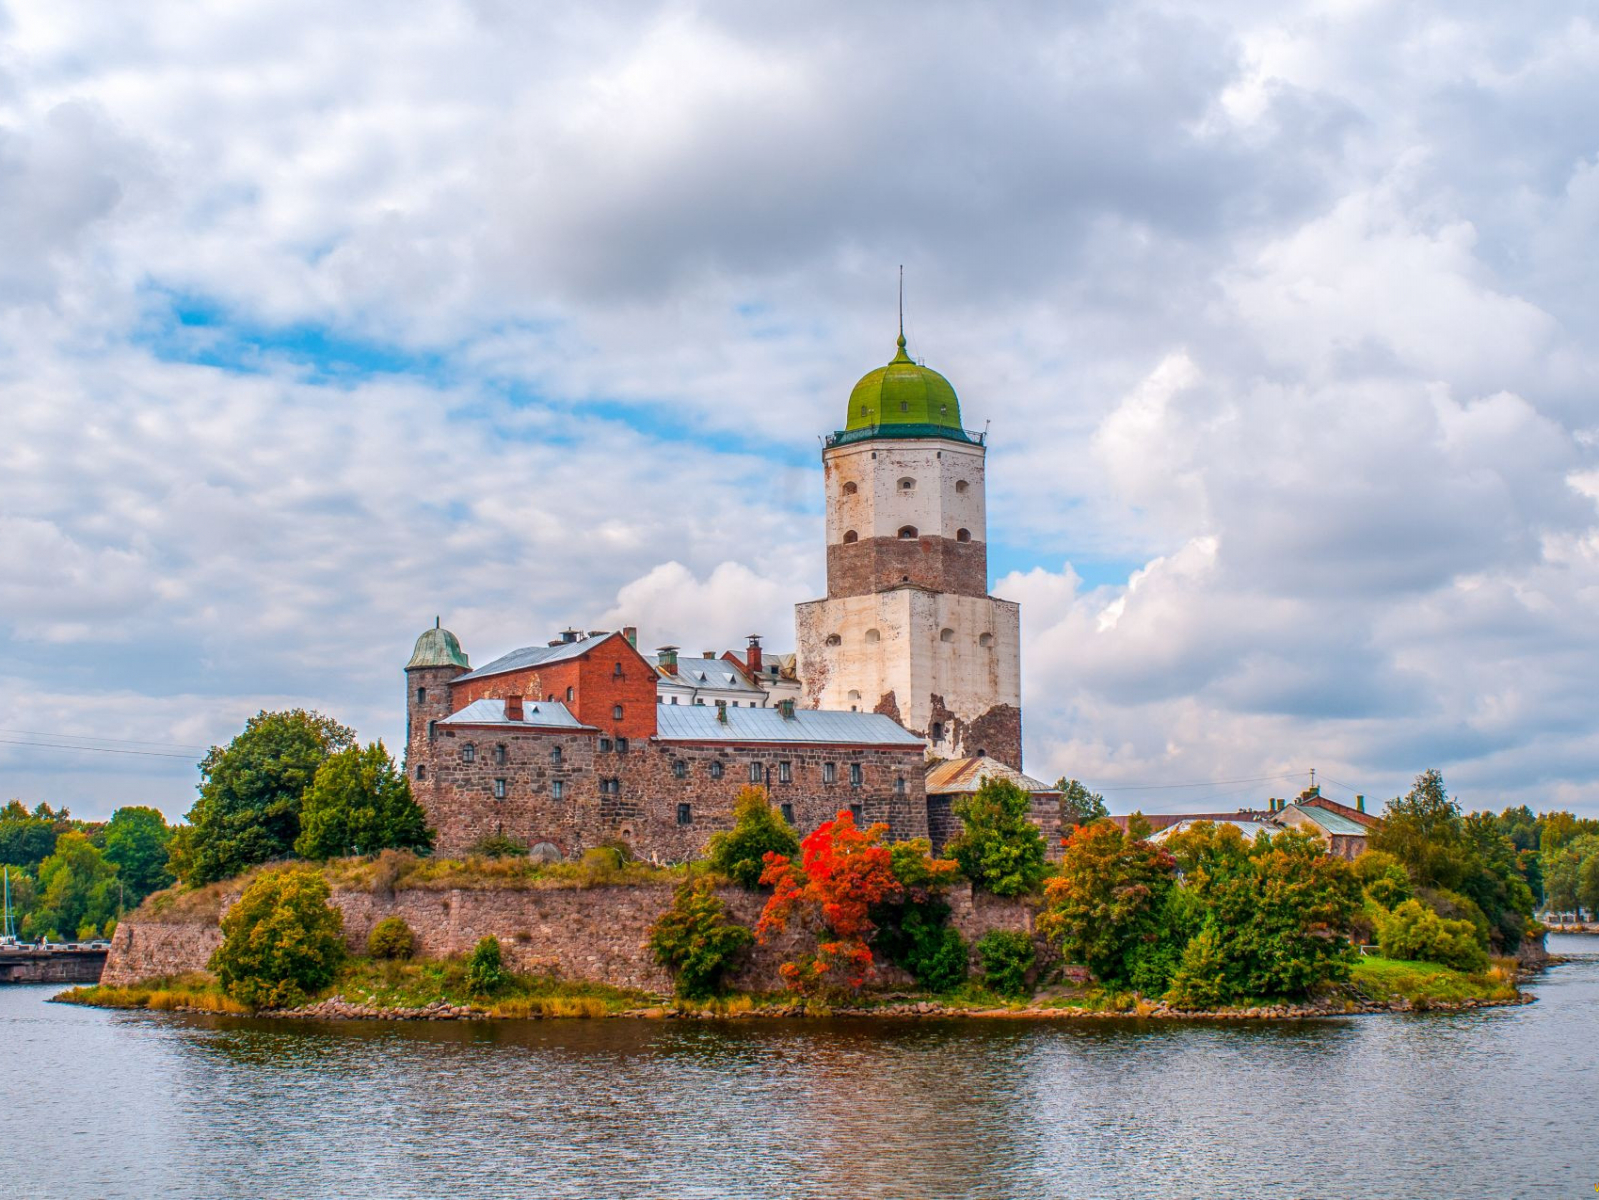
[405,622,929,861]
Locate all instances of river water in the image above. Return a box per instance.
[2,936,1594,1199]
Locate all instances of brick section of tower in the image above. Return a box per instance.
[826,533,987,598]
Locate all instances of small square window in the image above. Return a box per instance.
[778,761,792,783]
[710,760,724,780]
[552,780,564,801]
[416,764,427,780]
[676,803,692,825]
[616,737,628,754]
[673,760,687,779]
[850,763,863,787]
[462,744,475,763]
[749,762,763,783]
[823,762,836,784]
[599,737,612,753]
[493,778,506,799]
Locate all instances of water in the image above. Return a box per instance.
[2,938,1595,1199]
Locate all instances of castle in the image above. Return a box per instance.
[405,324,1058,861]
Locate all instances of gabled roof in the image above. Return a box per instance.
[1285,803,1371,836]
[1149,818,1280,844]
[924,756,1057,796]
[654,705,922,747]
[646,655,764,694]
[455,634,615,682]
[439,698,593,730]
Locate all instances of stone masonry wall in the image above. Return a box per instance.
[826,535,987,599]
[102,881,1036,993]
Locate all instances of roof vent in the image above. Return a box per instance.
[560,628,582,644]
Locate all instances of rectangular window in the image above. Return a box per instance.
[599,737,612,752]
[616,737,628,754]
[823,762,836,784]
[895,776,906,795]
[551,746,562,765]
[416,764,426,780]
[673,760,687,779]
[416,687,426,705]
[780,803,795,825]
[677,803,692,825]
[494,744,506,765]
[493,778,506,799]
[850,762,863,787]
[671,696,679,705]
[849,803,863,822]
[778,761,792,783]
[552,780,564,801]
[462,744,475,763]
[613,704,624,720]
[710,760,724,780]
[749,761,763,783]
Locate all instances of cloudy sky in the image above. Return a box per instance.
[2,0,1597,822]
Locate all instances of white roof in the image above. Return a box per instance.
[1148,818,1279,844]
[654,704,922,747]
[439,698,591,730]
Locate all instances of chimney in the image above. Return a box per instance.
[656,646,679,674]
[746,634,763,675]
[560,628,581,644]
[779,698,796,720]
[505,695,524,722]
[716,701,729,724]
[1356,794,1365,813]
[623,626,638,647]
[702,650,715,659]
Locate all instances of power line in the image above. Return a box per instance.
[0,728,208,751]
[0,737,195,761]
[1095,771,1303,793]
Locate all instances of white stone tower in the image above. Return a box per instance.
[795,326,1023,769]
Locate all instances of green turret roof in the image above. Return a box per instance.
[841,333,970,442]
[407,621,470,670]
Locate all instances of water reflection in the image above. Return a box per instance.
[3,937,1595,1199]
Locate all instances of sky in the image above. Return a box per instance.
[2,0,1597,822]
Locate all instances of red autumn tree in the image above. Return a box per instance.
[757,810,902,995]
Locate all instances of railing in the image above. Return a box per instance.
[824,424,985,448]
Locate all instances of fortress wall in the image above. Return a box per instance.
[102,881,1036,993]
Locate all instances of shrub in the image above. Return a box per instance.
[705,787,799,889]
[466,936,508,995]
[1355,850,1412,909]
[945,778,1049,897]
[1038,822,1175,988]
[977,929,1035,999]
[367,916,416,960]
[648,878,755,999]
[1377,899,1489,972]
[466,835,528,858]
[211,866,347,1009]
[876,902,967,992]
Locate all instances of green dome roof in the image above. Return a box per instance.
[844,334,966,437]
[407,622,470,670]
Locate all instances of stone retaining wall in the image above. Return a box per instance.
[102,881,1037,992]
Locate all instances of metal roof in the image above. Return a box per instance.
[1149,818,1280,843]
[924,756,1057,796]
[407,624,470,669]
[455,634,614,682]
[646,655,764,694]
[654,704,923,747]
[439,698,591,730]
[1287,804,1371,836]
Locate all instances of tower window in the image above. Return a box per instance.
[842,529,859,544]
[494,744,507,765]
[930,722,943,741]
[940,627,955,643]
[979,632,995,648]
[551,746,562,765]
[955,480,970,494]
[956,528,971,543]
[710,760,724,780]
[416,764,426,780]
[565,686,574,703]
[826,634,842,647]
[552,780,564,801]
[864,628,881,644]
[842,481,858,496]
[677,803,692,825]
[898,526,918,539]
[898,477,915,490]
[674,760,687,778]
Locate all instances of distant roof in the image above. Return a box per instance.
[1286,803,1371,836]
[647,655,764,694]
[654,705,923,747]
[456,634,615,682]
[1149,818,1280,843]
[925,756,1057,796]
[439,698,592,730]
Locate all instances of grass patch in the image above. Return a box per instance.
[55,973,250,1014]
[1348,955,1520,1007]
[322,851,689,893]
[331,956,654,1014]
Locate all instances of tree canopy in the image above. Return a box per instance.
[945,777,1049,896]
[294,741,432,860]
[1056,778,1109,828]
[103,806,175,903]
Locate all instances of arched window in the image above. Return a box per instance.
[930,721,944,741]
[846,689,861,712]
[897,526,918,539]
[825,633,842,647]
[898,477,915,491]
[955,480,970,494]
[842,530,858,544]
[415,687,426,705]
[842,481,858,496]
[864,628,880,644]
[956,528,971,543]
[565,686,574,702]
[462,743,476,762]
[979,632,995,647]
[939,628,954,643]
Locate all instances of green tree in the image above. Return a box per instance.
[1038,820,1175,988]
[704,786,799,889]
[181,709,355,884]
[33,832,119,941]
[294,741,432,860]
[977,929,1035,999]
[946,777,1049,896]
[211,866,346,1008]
[1354,850,1412,910]
[1056,778,1109,828]
[0,801,72,871]
[648,878,755,999]
[103,806,175,903]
